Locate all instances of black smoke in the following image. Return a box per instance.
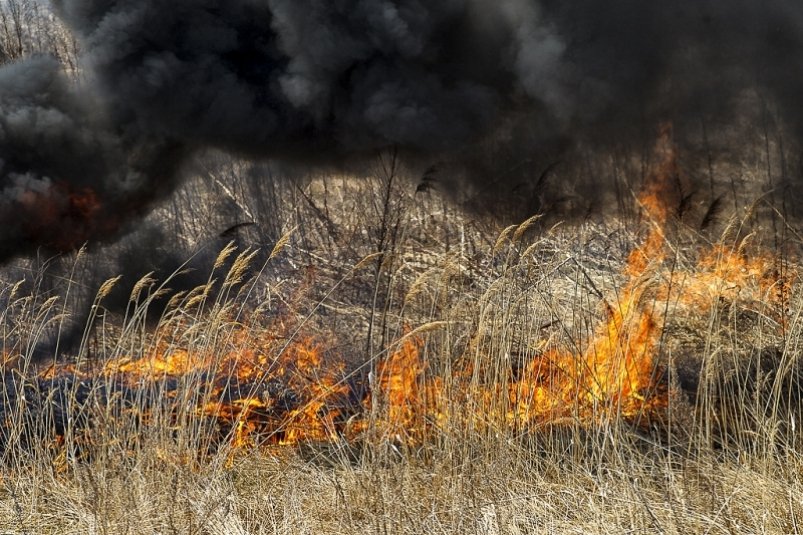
[2,0,803,258]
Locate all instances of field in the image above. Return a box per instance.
[1,2,803,533]
[0,133,801,534]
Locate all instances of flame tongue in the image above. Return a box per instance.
[501,127,680,425]
[574,126,678,417]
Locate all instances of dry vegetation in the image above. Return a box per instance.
[0,143,801,534]
[1,4,803,533]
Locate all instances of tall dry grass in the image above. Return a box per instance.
[0,171,802,533]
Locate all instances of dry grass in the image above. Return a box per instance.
[0,154,802,534]
[3,443,801,534]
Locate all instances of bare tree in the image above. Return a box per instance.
[0,0,78,70]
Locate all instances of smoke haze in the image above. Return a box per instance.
[2,0,803,257]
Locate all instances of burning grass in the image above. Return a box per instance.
[0,221,801,533]
[1,144,803,532]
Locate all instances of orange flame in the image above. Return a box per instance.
[499,126,679,425]
[38,332,351,449]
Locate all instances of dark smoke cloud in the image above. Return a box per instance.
[2,0,803,258]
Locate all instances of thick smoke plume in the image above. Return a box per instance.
[2,0,803,258]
